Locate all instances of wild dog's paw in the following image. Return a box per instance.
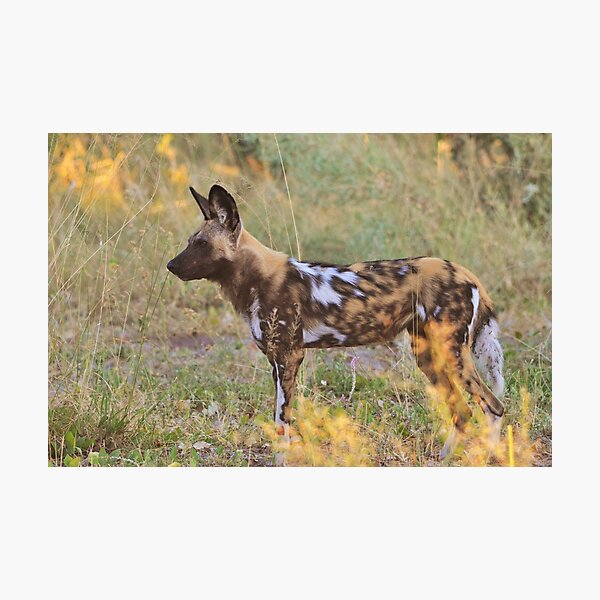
[439,427,459,460]
[274,452,288,467]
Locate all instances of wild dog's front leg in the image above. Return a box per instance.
[269,348,305,466]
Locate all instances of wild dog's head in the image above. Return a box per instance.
[167,184,242,281]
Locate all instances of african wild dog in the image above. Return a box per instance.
[167,184,505,460]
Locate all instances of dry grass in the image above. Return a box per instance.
[48,133,551,467]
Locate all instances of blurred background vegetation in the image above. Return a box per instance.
[48,133,551,467]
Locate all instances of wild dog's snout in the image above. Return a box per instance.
[167,257,186,279]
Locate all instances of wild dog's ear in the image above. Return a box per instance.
[189,187,212,221]
[208,184,240,232]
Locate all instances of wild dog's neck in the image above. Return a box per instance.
[214,228,289,314]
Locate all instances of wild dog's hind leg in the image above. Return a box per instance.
[409,328,472,459]
[415,314,505,457]
[434,318,505,452]
[269,347,305,465]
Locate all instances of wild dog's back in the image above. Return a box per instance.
[288,256,496,350]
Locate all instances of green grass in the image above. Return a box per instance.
[48,133,551,466]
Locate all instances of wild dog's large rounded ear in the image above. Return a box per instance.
[189,187,212,221]
[208,184,240,232]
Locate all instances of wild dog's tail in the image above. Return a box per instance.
[471,310,505,401]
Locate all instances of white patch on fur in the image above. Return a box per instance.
[335,269,366,297]
[433,305,442,318]
[473,318,505,398]
[278,320,287,325]
[417,303,427,321]
[468,286,480,339]
[290,259,365,305]
[311,275,343,306]
[289,259,319,278]
[398,265,409,277]
[303,323,347,344]
[335,270,359,284]
[247,296,262,340]
[274,363,286,426]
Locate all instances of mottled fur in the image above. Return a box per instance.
[168,185,505,458]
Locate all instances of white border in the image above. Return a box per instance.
[3,1,598,598]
